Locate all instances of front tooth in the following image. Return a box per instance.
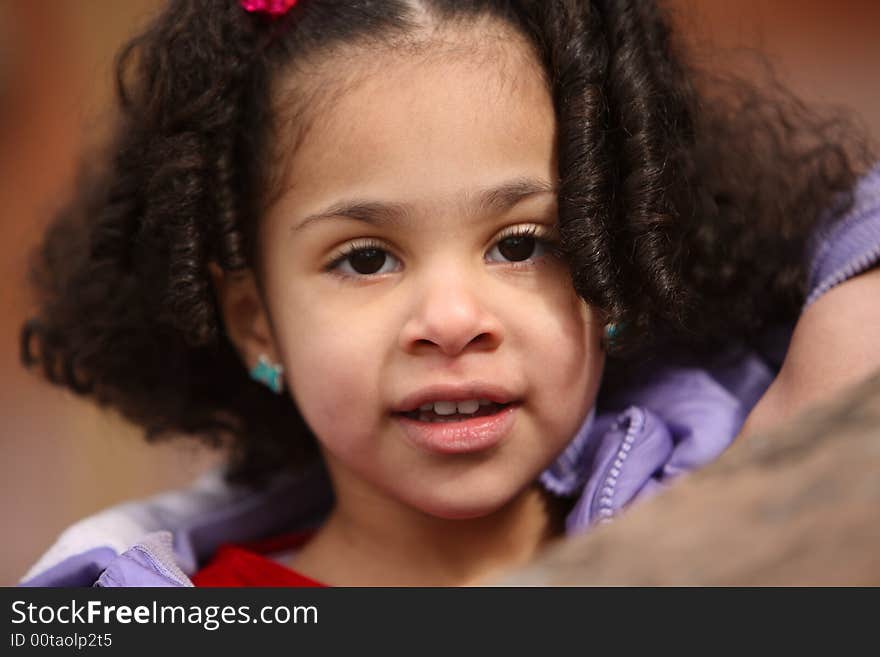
[457,400,480,414]
[433,401,457,416]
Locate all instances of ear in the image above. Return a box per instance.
[209,262,280,370]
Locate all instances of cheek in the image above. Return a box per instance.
[275,300,385,442]
[529,276,602,380]
[523,283,604,425]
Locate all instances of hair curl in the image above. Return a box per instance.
[21,0,874,486]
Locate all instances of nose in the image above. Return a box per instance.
[399,269,503,357]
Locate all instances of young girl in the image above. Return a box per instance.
[19,0,880,586]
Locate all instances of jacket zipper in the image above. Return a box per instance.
[591,407,645,524]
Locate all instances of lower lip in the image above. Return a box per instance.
[394,404,518,455]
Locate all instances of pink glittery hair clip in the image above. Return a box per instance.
[240,0,298,17]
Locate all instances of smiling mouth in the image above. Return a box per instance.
[397,402,512,423]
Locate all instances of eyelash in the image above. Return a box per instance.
[324,225,559,280]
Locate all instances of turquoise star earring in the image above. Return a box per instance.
[250,354,284,394]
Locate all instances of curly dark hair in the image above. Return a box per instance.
[20,0,873,486]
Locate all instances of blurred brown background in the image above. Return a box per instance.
[1,0,878,585]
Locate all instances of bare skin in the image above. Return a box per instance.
[739,267,880,439]
[290,482,569,586]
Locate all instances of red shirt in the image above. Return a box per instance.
[192,531,326,587]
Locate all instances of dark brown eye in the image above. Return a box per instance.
[497,236,537,262]
[348,248,387,274]
[487,229,552,265]
[331,246,400,277]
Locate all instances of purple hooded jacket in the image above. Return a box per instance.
[20,166,880,587]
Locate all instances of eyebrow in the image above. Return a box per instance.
[291,177,556,234]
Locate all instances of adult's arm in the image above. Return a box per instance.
[741,267,880,437]
[740,166,880,438]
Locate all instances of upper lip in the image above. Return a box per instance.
[393,382,521,414]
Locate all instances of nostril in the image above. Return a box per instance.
[405,330,499,356]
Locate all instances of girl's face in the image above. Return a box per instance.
[253,26,604,519]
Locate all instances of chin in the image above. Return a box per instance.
[422,505,497,521]
[408,485,519,521]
